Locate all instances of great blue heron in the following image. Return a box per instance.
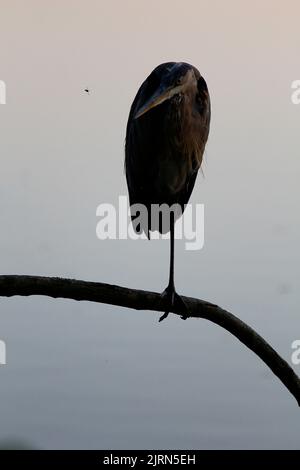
[125,62,210,321]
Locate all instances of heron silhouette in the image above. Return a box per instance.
[125,62,210,321]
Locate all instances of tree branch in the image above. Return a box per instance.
[0,274,299,406]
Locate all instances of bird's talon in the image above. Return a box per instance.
[158,287,173,322]
[159,311,169,322]
[158,287,190,322]
[174,293,190,320]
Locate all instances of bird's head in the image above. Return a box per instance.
[134,62,198,119]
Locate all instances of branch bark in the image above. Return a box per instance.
[0,274,299,406]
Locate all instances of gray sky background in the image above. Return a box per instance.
[0,0,299,449]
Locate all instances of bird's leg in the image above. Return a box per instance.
[159,214,190,322]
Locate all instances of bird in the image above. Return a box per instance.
[125,62,210,321]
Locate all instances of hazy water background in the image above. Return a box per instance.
[0,0,299,449]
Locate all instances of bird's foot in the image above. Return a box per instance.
[158,286,190,322]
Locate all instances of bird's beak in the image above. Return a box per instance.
[134,84,183,119]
